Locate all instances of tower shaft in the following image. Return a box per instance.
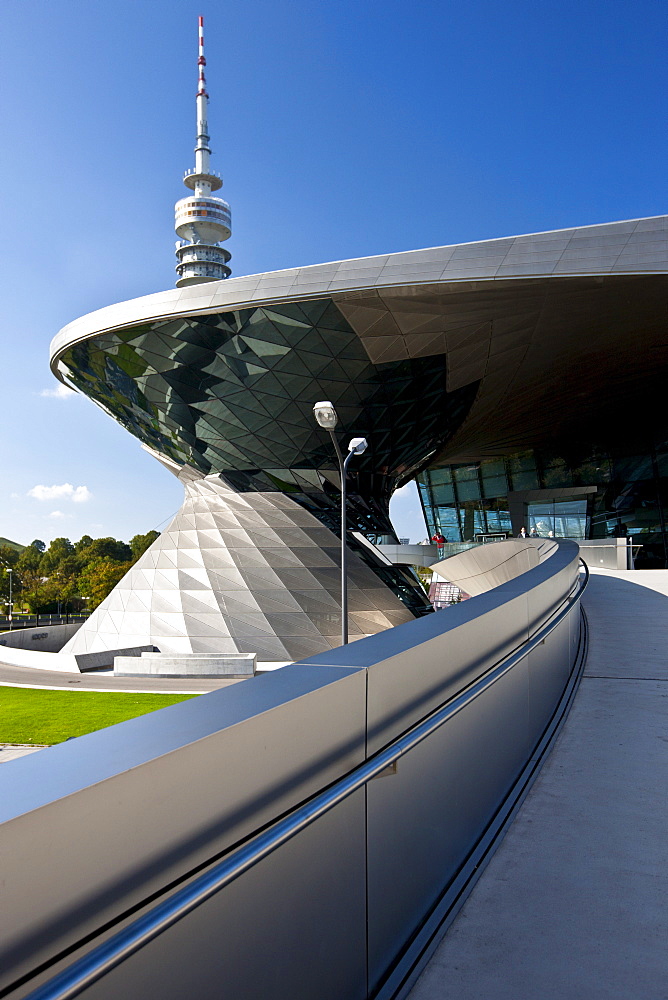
[194,16,211,183]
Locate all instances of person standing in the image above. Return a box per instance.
[431,531,446,558]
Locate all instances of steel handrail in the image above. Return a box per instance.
[21,560,589,1000]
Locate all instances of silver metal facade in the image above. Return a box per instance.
[62,473,412,663]
[50,216,668,363]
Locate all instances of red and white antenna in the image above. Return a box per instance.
[197,15,208,98]
[174,16,232,286]
[194,15,211,173]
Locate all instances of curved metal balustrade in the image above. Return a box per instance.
[0,541,587,1000]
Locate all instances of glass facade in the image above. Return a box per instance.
[418,443,668,567]
[417,463,514,542]
[60,298,479,614]
[527,499,587,540]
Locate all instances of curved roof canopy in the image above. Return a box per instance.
[51,215,668,472]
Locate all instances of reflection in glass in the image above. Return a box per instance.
[60,298,481,616]
[418,443,668,567]
[528,499,587,540]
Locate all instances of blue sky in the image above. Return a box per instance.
[0,0,665,545]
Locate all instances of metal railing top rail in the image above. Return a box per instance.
[0,615,90,622]
[0,616,89,633]
[577,542,642,548]
[20,560,589,1000]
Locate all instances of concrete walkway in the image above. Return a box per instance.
[0,660,246,693]
[408,568,668,1000]
[0,660,291,693]
[0,743,46,762]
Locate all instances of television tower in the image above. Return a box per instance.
[174,16,232,286]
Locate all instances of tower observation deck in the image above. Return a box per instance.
[174,16,231,287]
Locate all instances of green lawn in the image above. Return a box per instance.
[0,687,199,745]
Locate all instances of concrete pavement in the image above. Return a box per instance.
[0,659,246,693]
[0,744,46,762]
[0,660,291,693]
[408,568,668,1000]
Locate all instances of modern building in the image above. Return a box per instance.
[51,214,668,658]
[413,220,668,566]
[8,20,663,1000]
[48,20,668,660]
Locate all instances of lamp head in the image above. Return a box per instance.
[348,437,368,455]
[313,400,338,429]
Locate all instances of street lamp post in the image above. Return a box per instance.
[313,401,368,645]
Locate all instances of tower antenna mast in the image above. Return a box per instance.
[174,16,232,286]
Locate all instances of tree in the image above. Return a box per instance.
[2,530,161,615]
[130,530,160,560]
[17,542,45,576]
[78,557,133,610]
[414,565,432,594]
[20,576,62,614]
[39,537,75,576]
[0,545,19,568]
[50,556,80,607]
[75,537,132,566]
[74,535,93,554]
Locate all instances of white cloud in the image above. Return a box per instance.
[29,484,75,501]
[39,384,75,399]
[28,483,92,503]
[72,486,92,503]
[49,510,66,519]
